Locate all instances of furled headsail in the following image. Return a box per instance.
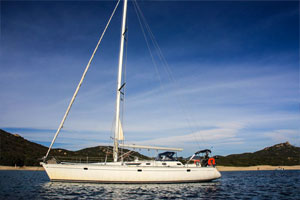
[118,120,124,141]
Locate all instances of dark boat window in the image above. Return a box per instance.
[162,163,167,166]
[84,168,88,170]
[177,163,181,165]
[146,163,151,165]
[137,169,142,172]
[187,169,191,172]
[126,163,141,166]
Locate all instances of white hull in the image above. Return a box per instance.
[41,162,221,183]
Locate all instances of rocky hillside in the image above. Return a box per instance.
[217,142,300,166]
[0,129,148,166]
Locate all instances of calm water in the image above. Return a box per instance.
[0,170,299,199]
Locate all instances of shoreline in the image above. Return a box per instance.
[0,166,44,171]
[216,165,300,171]
[1,165,300,171]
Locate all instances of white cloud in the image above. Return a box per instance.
[125,122,244,147]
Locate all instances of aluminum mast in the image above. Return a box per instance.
[113,0,128,162]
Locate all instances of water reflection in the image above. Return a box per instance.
[1,170,299,199]
[40,181,221,199]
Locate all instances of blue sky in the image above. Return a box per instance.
[1,0,299,157]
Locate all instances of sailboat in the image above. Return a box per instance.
[41,0,221,183]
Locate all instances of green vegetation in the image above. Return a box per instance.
[0,129,148,166]
[1,129,299,166]
[216,142,300,166]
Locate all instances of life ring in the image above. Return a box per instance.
[194,160,200,165]
[208,158,216,166]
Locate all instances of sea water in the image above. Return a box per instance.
[0,170,299,199]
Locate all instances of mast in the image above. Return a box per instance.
[113,0,128,162]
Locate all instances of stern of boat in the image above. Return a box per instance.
[214,167,222,179]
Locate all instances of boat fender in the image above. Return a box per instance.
[194,160,200,166]
[208,158,216,166]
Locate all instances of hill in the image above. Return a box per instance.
[1,129,48,166]
[217,142,300,166]
[0,129,148,166]
[1,129,299,167]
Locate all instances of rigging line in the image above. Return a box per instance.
[133,0,165,91]
[134,1,204,148]
[134,2,173,83]
[135,1,180,88]
[146,20,203,148]
[44,0,121,160]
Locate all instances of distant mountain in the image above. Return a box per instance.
[1,129,299,167]
[217,142,300,166]
[0,129,148,166]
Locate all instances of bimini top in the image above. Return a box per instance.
[195,149,211,154]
